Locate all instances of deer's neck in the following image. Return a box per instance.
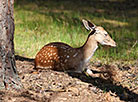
[81,35,98,63]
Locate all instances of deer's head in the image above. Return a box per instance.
[82,19,116,47]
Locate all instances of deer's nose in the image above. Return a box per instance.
[112,42,117,47]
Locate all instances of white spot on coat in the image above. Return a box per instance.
[67,55,70,58]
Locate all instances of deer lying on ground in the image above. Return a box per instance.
[34,19,116,76]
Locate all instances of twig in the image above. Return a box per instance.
[132,40,137,48]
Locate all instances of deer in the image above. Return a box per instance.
[34,19,116,76]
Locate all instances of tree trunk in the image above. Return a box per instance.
[0,0,22,89]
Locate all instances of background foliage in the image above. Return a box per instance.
[14,0,138,63]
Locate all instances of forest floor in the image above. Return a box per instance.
[0,56,138,102]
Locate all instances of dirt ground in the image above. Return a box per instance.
[0,56,138,102]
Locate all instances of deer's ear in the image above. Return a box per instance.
[82,19,96,31]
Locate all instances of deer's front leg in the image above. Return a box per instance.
[83,68,94,76]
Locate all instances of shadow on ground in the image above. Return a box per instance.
[15,55,34,62]
[68,72,138,101]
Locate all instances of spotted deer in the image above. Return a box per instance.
[34,19,116,76]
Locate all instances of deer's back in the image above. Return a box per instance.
[35,42,83,71]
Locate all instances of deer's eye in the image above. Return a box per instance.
[105,33,107,36]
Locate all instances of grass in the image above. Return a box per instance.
[14,0,138,63]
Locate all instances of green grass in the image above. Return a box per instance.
[14,0,138,63]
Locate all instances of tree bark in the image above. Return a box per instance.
[0,0,22,89]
